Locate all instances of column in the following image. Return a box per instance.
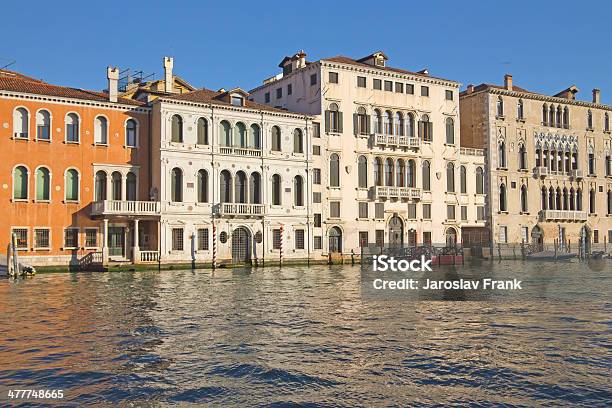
[102,218,109,265]
[132,218,140,264]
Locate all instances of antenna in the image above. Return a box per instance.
[118,68,155,92]
[0,58,16,70]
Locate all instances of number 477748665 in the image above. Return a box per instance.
[7,389,64,399]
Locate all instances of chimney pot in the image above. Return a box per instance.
[163,56,174,93]
[467,84,474,94]
[107,66,119,103]
[504,74,513,91]
[592,88,600,104]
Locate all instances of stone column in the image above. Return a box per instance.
[102,218,109,265]
[132,219,140,264]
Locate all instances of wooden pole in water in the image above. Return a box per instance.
[212,223,217,270]
[279,224,283,267]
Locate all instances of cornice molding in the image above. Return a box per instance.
[462,88,612,111]
[0,91,150,113]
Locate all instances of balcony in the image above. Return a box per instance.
[219,203,266,217]
[375,186,421,200]
[218,147,262,157]
[91,200,160,216]
[373,133,420,149]
[570,169,583,179]
[539,210,587,222]
[534,166,549,178]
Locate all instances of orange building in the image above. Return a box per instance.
[0,68,155,267]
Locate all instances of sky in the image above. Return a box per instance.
[2,0,611,104]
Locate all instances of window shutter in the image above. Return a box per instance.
[338,112,343,133]
[353,113,358,135]
[324,111,330,133]
[366,115,371,134]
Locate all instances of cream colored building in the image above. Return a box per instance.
[250,51,487,255]
[460,75,612,249]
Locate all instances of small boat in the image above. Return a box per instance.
[526,251,576,261]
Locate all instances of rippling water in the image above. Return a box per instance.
[0,261,610,407]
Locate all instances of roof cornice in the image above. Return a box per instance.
[156,98,312,120]
[0,90,150,112]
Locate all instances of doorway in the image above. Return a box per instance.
[388,215,404,247]
[231,227,251,264]
[108,227,125,257]
[328,227,342,253]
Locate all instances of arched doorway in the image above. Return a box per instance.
[445,227,457,247]
[531,225,544,252]
[329,227,342,253]
[232,227,251,264]
[388,215,404,246]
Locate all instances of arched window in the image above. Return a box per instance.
[396,159,405,187]
[541,186,548,210]
[422,160,431,191]
[197,170,208,203]
[65,169,79,201]
[235,171,247,203]
[394,112,403,136]
[542,104,549,125]
[577,188,582,211]
[220,120,231,146]
[499,183,507,212]
[589,189,596,214]
[13,107,29,139]
[294,175,304,206]
[111,171,122,200]
[272,174,281,205]
[125,119,137,147]
[608,190,612,215]
[374,157,383,186]
[171,168,183,202]
[293,128,304,153]
[549,105,555,127]
[563,107,570,128]
[384,158,394,186]
[498,140,506,168]
[445,117,454,144]
[556,106,562,128]
[126,172,137,201]
[384,110,393,135]
[605,113,610,132]
[446,162,455,192]
[517,99,524,119]
[356,107,369,135]
[555,187,561,210]
[407,159,416,188]
[220,170,231,203]
[330,153,340,187]
[271,125,281,151]
[66,113,79,142]
[373,109,382,134]
[406,113,415,137]
[496,97,504,117]
[420,114,432,142]
[36,110,50,140]
[328,103,341,132]
[562,188,568,210]
[249,172,261,204]
[548,187,555,210]
[171,114,183,143]
[358,155,368,188]
[197,118,208,145]
[587,110,593,129]
[476,167,484,194]
[234,122,247,148]
[249,124,261,149]
[518,143,527,170]
[520,185,528,212]
[570,187,575,210]
[35,167,50,201]
[460,165,467,193]
[95,170,107,201]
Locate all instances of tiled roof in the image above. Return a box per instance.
[0,72,144,106]
[460,83,535,96]
[0,69,45,83]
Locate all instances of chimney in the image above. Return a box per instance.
[467,84,474,94]
[107,66,119,103]
[163,56,174,93]
[504,74,513,91]
[592,88,600,104]
[296,50,306,69]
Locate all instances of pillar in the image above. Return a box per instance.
[132,218,140,264]
[102,218,109,265]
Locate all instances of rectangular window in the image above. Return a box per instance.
[357,76,366,88]
[384,80,393,91]
[265,92,270,103]
[421,86,429,97]
[375,229,385,247]
[330,201,340,218]
[375,203,384,219]
[312,145,321,155]
[423,231,432,246]
[461,206,468,221]
[197,228,209,251]
[273,229,281,249]
[359,231,369,247]
[499,226,507,244]
[395,82,404,93]
[521,227,529,243]
[445,90,454,100]
[477,206,485,221]
[313,168,321,184]
[287,84,292,95]
[447,205,456,220]
[423,204,431,220]
[358,202,368,219]
[313,122,321,138]
[406,84,414,94]
[310,74,317,86]
[594,230,599,244]
[34,228,50,249]
[295,229,305,249]
[408,203,417,219]
[64,228,79,249]
[231,96,244,106]
[276,87,282,99]
[314,213,322,227]
[329,72,338,84]
[172,228,184,251]
[313,192,321,203]
[314,236,322,250]
[85,228,98,248]
[373,79,382,90]
[12,228,28,250]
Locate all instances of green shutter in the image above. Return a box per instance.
[66,169,78,201]
[13,167,27,199]
[36,168,49,200]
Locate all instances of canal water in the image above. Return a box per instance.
[0,260,610,407]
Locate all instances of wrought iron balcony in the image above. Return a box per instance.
[539,210,587,222]
[91,200,160,216]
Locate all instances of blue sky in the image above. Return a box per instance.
[2,0,611,104]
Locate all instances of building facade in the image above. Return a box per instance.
[460,75,612,248]
[250,51,487,255]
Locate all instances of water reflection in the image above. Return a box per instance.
[0,261,610,406]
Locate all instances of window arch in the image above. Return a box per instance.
[605,113,610,132]
[384,110,392,135]
[518,143,527,170]
[126,172,137,201]
[396,159,405,187]
[197,117,208,145]
[498,140,506,168]
[35,167,50,201]
[13,107,29,139]
[542,104,548,125]
[235,171,247,203]
[249,124,261,149]
[272,174,282,205]
[374,157,383,186]
[36,109,50,140]
[234,122,247,148]
[220,120,231,146]
[249,172,261,204]
[589,188,596,214]
[271,125,281,151]
[220,170,232,203]
[111,171,122,200]
[446,162,455,192]
[563,107,570,128]
[406,113,415,137]
[66,113,79,142]
[520,185,528,212]
[422,160,431,191]
[445,117,454,144]
[549,105,555,127]
[496,97,504,117]
[171,114,183,142]
[171,167,183,202]
[65,168,79,201]
[358,155,368,188]
[517,99,524,119]
[373,109,382,134]
[476,166,484,194]
[356,106,369,135]
[499,183,507,212]
[328,103,341,132]
[197,170,208,203]
[407,159,416,188]
[587,110,593,129]
[125,119,137,147]
[420,114,432,142]
[13,165,28,199]
[293,128,304,153]
[294,175,304,206]
[330,153,340,187]
[576,188,582,211]
[394,112,403,136]
[555,105,562,128]
[460,165,467,193]
[384,158,394,186]
[95,170,107,201]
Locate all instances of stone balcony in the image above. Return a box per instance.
[218,203,266,217]
[91,200,160,217]
[372,133,420,149]
[218,147,262,157]
[539,209,588,222]
[534,167,583,179]
[374,186,421,200]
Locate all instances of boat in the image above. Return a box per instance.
[526,251,576,261]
